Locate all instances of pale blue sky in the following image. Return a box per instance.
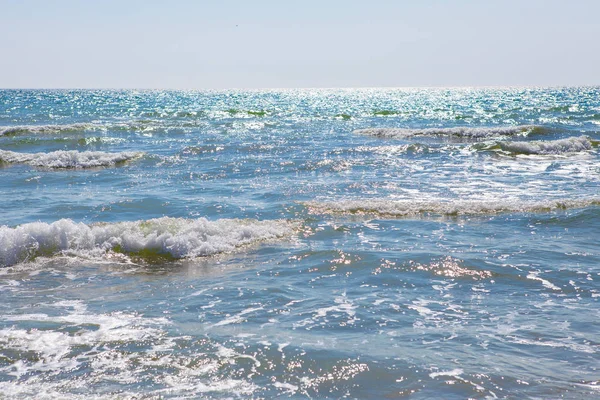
[1,0,598,88]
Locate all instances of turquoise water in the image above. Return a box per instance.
[1,88,600,398]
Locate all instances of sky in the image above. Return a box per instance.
[0,0,598,89]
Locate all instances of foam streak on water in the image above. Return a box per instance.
[1,88,600,398]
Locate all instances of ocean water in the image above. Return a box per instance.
[1,87,599,399]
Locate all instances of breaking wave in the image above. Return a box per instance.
[0,120,201,136]
[0,217,297,267]
[0,149,143,168]
[0,123,111,136]
[354,125,542,139]
[303,198,600,218]
[496,135,595,155]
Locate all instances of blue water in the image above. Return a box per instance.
[1,88,600,398]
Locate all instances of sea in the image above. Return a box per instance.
[0,87,599,399]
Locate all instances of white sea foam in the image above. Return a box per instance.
[0,123,105,136]
[0,120,203,137]
[354,125,539,139]
[498,135,594,155]
[0,149,143,168]
[0,217,296,267]
[0,300,258,398]
[212,306,264,327]
[430,368,464,378]
[527,272,561,291]
[292,294,358,329]
[304,198,600,218]
[1,310,167,368]
[273,381,299,394]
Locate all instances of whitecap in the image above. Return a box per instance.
[0,217,297,267]
[0,121,176,136]
[0,149,143,168]
[303,197,600,218]
[0,123,104,136]
[498,135,594,155]
[354,125,540,139]
[527,272,561,291]
[430,368,464,378]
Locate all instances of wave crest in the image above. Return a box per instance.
[303,198,600,218]
[498,136,594,155]
[0,217,296,267]
[0,123,106,136]
[354,125,540,139]
[0,121,198,136]
[0,149,143,168]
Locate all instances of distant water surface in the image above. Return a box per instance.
[1,88,600,398]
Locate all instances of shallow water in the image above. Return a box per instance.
[1,88,600,398]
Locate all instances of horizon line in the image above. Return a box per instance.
[1,84,599,91]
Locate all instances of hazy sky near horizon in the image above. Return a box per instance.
[1,0,598,89]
